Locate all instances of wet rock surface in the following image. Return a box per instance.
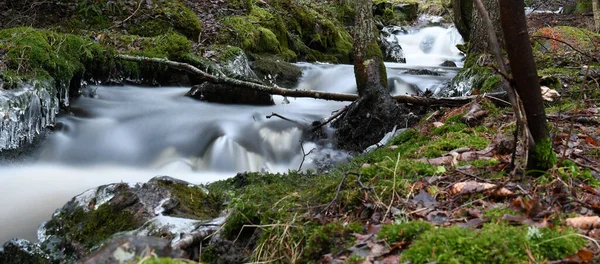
[0,239,50,264]
[379,26,406,63]
[187,82,275,105]
[250,58,302,88]
[79,235,187,264]
[26,176,225,263]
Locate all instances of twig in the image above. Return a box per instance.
[310,106,349,132]
[324,172,350,213]
[298,142,316,171]
[266,113,304,126]
[107,0,144,30]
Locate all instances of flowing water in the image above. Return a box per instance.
[0,24,464,242]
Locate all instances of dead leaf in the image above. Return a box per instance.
[432,121,444,128]
[541,86,560,101]
[566,216,600,229]
[449,181,514,198]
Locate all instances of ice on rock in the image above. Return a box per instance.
[0,80,60,150]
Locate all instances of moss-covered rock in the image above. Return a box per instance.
[250,57,302,88]
[59,0,202,41]
[0,27,110,90]
[217,1,354,63]
[39,176,224,262]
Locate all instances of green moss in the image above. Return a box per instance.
[0,27,109,88]
[304,222,363,261]
[45,203,141,250]
[557,160,600,187]
[401,224,585,263]
[481,74,502,93]
[157,180,224,220]
[218,2,353,63]
[378,221,433,244]
[530,137,557,171]
[65,0,202,40]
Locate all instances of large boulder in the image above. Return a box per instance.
[36,176,224,262]
[250,58,303,88]
[186,82,275,105]
[379,26,407,63]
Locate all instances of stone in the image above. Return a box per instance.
[0,239,50,264]
[79,235,187,264]
[441,60,457,67]
[394,3,419,21]
[186,82,275,105]
[37,176,224,262]
[379,26,406,63]
[250,58,302,88]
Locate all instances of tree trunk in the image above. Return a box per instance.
[333,0,419,152]
[452,0,473,42]
[470,0,504,53]
[593,0,600,32]
[500,0,556,171]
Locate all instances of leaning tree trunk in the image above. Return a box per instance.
[452,0,473,42]
[333,0,418,152]
[470,0,504,53]
[500,0,556,171]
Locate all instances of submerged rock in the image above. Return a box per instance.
[187,82,275,105]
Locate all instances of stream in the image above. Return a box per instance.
[0,25,464,242]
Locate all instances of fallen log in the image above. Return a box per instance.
[116,54,506,106]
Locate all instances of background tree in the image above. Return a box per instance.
[333,0,417,151]
[500,0,556,170]
[452,0,504,52]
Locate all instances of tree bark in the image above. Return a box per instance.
[452,0,473,42]
[593,0,600,32]
[353,0,388,96]
[470,0,504,53]
[331,0,420,152]
[500,0,556,171]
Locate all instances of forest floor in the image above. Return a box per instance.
[200,11,600,263]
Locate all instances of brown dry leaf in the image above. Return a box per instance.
[585,136,599,146]
[449,181,514,198]
[566,216,600,229]
[510,197,543,218]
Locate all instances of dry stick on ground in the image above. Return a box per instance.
[116,54,507,106]
[473,0,530,173]
[324,172,351,214]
